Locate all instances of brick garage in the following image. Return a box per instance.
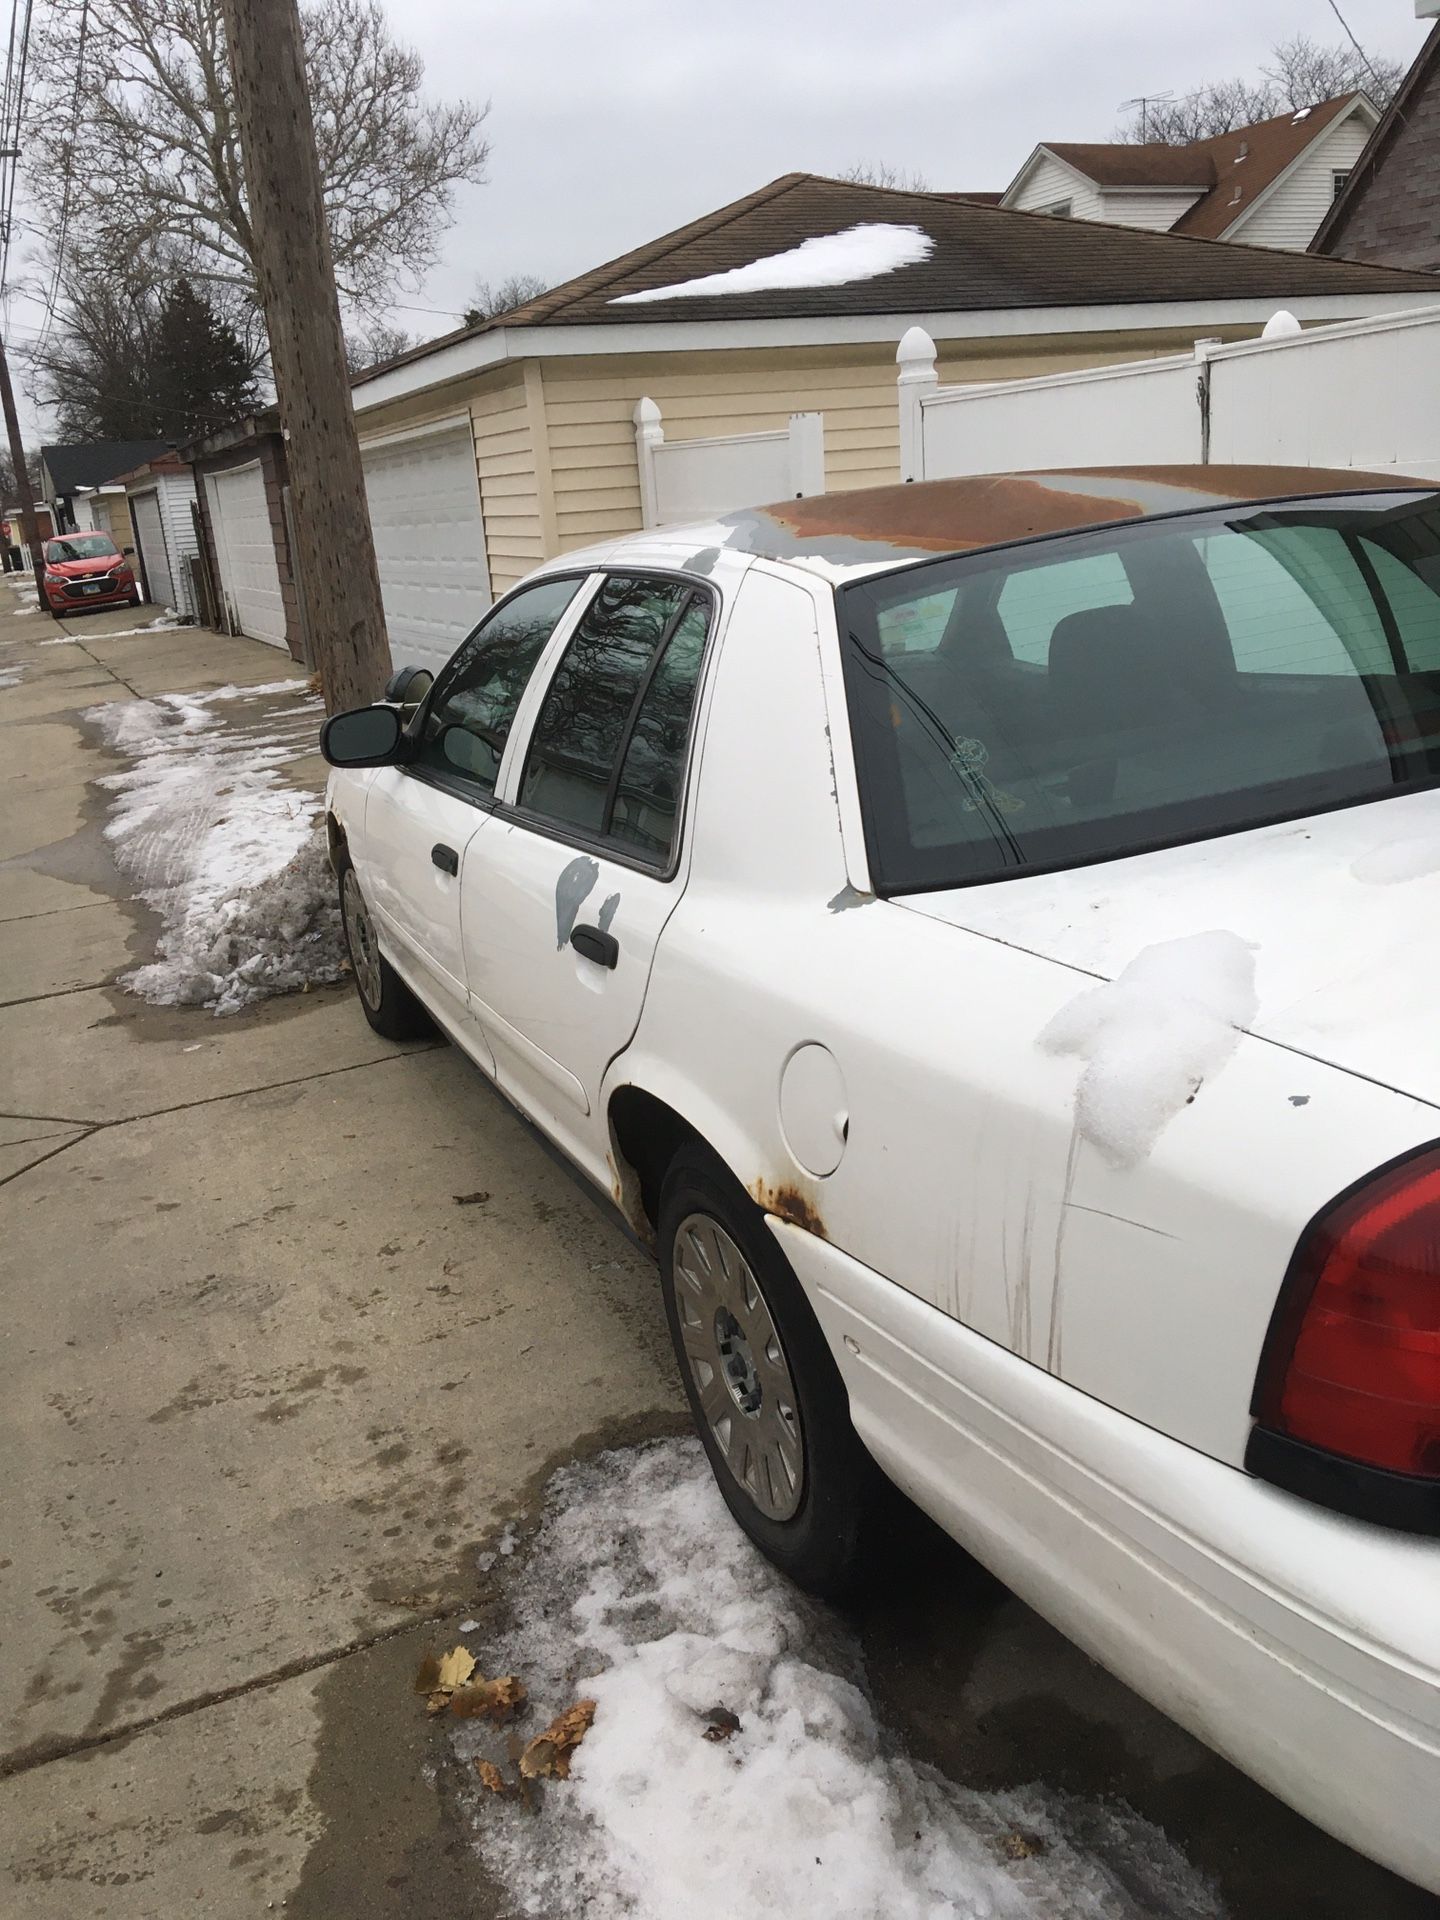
[1314,21,1440,273]
[181,411,309,662]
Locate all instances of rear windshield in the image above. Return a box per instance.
[838,491,1440,892]
[46,534,117,561]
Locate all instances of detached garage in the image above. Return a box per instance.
[181,413,305,660]
[359,418,490,673]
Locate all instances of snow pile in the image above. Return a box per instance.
[612,224,933,304]
[0,666,20,687]
[88,681,346,1014]
[458,1440,1220,1920]
[1040,931,1258,1168]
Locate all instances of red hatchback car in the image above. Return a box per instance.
[41,532,140,614]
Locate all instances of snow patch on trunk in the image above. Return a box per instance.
[1040,932,1258,1168]
[88,681,345,1014]
[458,1440,1221,1920]
[611,224,933,304]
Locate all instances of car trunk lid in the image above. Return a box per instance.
[897,787,1440,1107]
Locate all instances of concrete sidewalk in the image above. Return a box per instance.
[0,593,682,1915]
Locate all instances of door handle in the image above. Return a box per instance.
[431,843,459,875]
[571,924,618,969]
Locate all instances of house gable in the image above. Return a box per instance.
[1313,21,1440,271]
[1218,97,1378,248]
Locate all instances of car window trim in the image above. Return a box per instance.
[496,566,721,880]
[399,569,603,810]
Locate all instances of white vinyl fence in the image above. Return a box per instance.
[634,397,824,529]
[896,305,1440,485]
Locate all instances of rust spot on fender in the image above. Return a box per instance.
[750,1179,828,1240]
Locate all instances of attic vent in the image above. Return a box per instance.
[1230,184,1243,205]
[1292,106,1312,123]
[1235,140,1249,162]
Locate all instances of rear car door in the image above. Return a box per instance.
[355,574,589,1042]
[460,572,716,1160]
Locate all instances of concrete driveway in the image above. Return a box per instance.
[1,591,1433,1918]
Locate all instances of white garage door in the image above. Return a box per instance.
[131,489,174,611]
[361,425,490,674]
[206,462,287,649]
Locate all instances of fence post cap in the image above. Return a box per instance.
[633,395,662,427]
[1261,309,1302,340]
[896,325,937,372]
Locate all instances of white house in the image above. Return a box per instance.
[1001,93,1380,251]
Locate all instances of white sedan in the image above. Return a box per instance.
[322,466,1440,1891]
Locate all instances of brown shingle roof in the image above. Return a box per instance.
[1313,26,1440,256]
[354,170,1434,386]
[1033,95,1371,241]
[1044,143,1215,189]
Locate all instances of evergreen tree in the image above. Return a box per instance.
[151,280,260,439]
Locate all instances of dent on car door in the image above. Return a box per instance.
[359,574,588,1026]
[460,574,714,1156]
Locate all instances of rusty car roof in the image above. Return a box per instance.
[700,465,1430,577]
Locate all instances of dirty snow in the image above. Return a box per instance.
[1040,932,1258,1169]
[87,680,346,1014]
[611,223,933,304]
[0,667,20,687]
[458,1440,1220,1920]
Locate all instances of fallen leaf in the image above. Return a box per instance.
[453,1190,490,1206]
[519,1700,596,1780]
[475,1758,509,1795]
[700,1706,741,1743]
[412,1654,442,1696]
[450,1675,528,1722]
[436,1646,477,1692]
[1000,1829,1045,1861]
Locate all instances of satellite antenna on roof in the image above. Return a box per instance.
[1119,92,1174,142]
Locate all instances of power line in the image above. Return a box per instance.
[0,0,34,297]
[1323,0,1389,100]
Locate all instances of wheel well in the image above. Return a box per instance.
[608,1087,706,1239]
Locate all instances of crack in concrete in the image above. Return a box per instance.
[0,1045,442,1188]
[0,1607,455,1781]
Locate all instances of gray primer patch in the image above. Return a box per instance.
[1288,1094,1311,1107]
[680,546,722,577]
[554,855,599,950]
[827,883,875,913]
[597,891,621,933]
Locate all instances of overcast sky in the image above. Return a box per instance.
[399,0,1430,337]
[10,0,1431,440]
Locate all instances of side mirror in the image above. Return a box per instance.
[384,664,434,705]
[123,546,135,557]
[320,703,405,768]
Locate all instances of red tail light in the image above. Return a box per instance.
[1253,1148,1440,1488]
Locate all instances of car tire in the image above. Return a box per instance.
[127,590,141,607]
[336,852,434,1042]
[658,1144,895,1598]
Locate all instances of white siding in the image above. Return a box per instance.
[1095,187,1205,231]
[1006,154,1103,221]
[1227,112,1375,250]
[157,472,200,618]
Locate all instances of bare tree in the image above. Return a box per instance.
[343,319,416,375]
[836,161,930,191]
[1117,33,1406,144]
[1263,33,1405,111]
[30,0,490,309]
[464,272,549,325]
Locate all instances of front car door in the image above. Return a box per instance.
[354,574,589,1044]
[460,571,717,1174]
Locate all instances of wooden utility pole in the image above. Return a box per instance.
[218,0,390,714]
[0,337,47,608]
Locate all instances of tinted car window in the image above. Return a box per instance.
[414,576,582,793]
[839,492,1440,892]
[519,575,710,860]
[609,598,711,858]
